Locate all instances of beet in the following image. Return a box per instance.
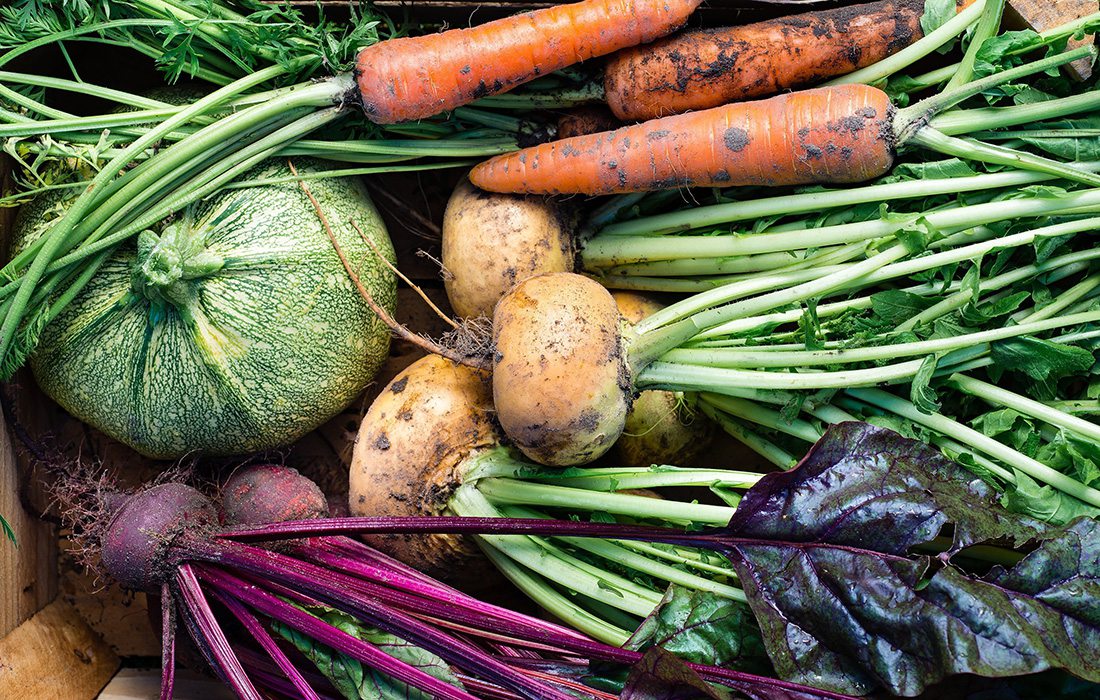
[222,464,329,526]
[100,483,218,591]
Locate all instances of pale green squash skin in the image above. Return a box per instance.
[13,158,396,459]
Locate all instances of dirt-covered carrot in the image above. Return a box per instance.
[555,105,623,139]
[356,0,703,124]
[470,46,1100,195]
[604,0,974,121]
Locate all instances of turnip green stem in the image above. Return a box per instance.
[698,394,823,443]
[475,541,633,646]
[932,90,1100,136]
[662,311,1100,368]
[463,447,762,490]
[642,357,927,393]
[826,0,986,86]
[636,206,1100,338]
[595,163,1095,238]
[616,540,739,578]
[589,187,1100,271]
[907,128,1100,186]
[450,488,664,613]
[948,373,1100,443]
[903,10,1100,94]
[506,512,746,602]
[845,388,1100,506]
[695,402,799,468]
[943,0,1005,90]
[895,45,1096,141]
[476,477,736,525]
[1016,272,1100,323]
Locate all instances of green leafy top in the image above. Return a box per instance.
[0,0,389,87]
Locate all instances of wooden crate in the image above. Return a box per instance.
[1,0,1095,698]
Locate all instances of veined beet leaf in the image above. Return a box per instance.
[627,586,772,676]
[707,422,1100,696]
[273,605,461,700]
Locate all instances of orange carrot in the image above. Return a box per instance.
[356,0,702,124]
[470,84,897,195]
[603,0,975,121]
[470,46,1100,196]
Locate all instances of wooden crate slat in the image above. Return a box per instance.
[0,599,119,699]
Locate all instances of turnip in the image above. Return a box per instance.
[351,354,762,644]
[441,178,574,320]
[440,193,710,465]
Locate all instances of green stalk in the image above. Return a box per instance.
[499,505,745,602]
[450,488,661,616]
[0,19,184,68]
[904,10,1100,94]
[219,161,478,189]
[1045,400,1100,415]
[907,127,1100,186]
[948,373,1100,443]
[471,82,604,109]
[845,388,1100,507]
[895,45,1096,137]
[1014,272,1100,323]
[595,163,1093,238]
[5,107,347,299]
[697,394,823,444]
[932,90,1100,136]
[640,357,928,393]
[661,311,1100,369]
[943,0,1006,90]
[587,188,1100,271]
[694,401,798,468]
[633,203,1100,337]
[825,0,986,86]
[0,71,186,112]
[0,108,197,138]
[282,137,517,160]
[613,541,738,578]
[897,248,1100,332]
[474,540,633,646]
[475,478,735,525]
[465,450,762,490]
[0,62,308,368]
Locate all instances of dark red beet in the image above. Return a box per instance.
[222,464,329,526]
[101,483,218,591]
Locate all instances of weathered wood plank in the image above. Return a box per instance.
[0,598,119,700]
[98,669,234,700]
[0,156,58,639]
[1006,0,1098,80]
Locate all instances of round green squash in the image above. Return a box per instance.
[12,158,396,459]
